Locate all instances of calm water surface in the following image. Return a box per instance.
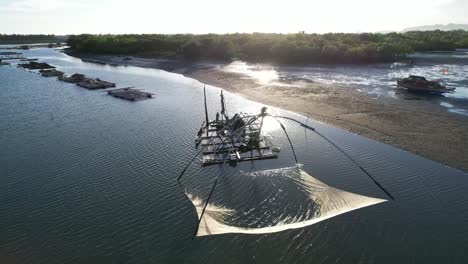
[1,48,468,263]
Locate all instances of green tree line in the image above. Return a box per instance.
[67,31,468,64]
[0,34,64,44]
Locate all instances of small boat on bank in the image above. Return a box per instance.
[397,75,455,94]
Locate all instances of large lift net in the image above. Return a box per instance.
[187,166,386,237]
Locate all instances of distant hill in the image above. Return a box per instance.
[403,23,468,32]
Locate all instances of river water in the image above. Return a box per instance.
[222,49,468,116]
[1,47,468,263]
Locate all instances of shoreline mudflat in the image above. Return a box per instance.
[65,51,468,172]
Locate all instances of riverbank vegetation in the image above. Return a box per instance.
[0,34,65,44]
[67,31,468,64]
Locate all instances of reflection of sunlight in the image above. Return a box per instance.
[448,109,468,116]
[261,116,280,133]
[219,52,468,101]
[255,70,279,84]
[440,101,468,116]
[222,61,278,84]
[445,87,468,99]
[440,102,454,108]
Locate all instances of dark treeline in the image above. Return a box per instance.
[67,31,468,64]
[0,34,65,44]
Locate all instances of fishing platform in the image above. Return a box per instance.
[195,88,279,166]
[107,87,153,101]
[0,52,25,61]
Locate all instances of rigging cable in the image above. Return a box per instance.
[203,85,209,136]
[271,117,299,167]
[192,174,221,239]
[177,145,207,182]
[273,115,395,200]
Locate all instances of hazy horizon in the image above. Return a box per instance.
[0,0,467,35]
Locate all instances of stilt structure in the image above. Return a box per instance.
[195,90,279,166]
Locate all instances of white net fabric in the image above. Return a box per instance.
[187,167,386,237]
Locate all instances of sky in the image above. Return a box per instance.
[0,0,467,34]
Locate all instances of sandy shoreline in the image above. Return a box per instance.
[65,51,468,172]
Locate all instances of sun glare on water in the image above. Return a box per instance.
[222,61,279,84]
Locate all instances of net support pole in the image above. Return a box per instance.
[192,175,220,239]
[177,146,207,182]
[204,85,209,136]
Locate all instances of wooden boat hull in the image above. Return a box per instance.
[397,80,455,94]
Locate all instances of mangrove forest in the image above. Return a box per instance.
[0,34,65,44]
[66,31,468,64]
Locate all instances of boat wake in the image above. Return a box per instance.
[186,167,386,237]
